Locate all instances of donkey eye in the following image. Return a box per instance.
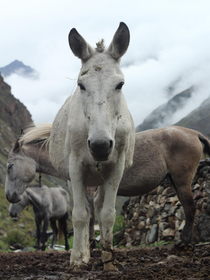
[7,163,13,170]
[78,83,86,91]
[115,82,124,90]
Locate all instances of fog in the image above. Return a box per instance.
[1,0,210,127]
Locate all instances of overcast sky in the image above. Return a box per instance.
[1,0,210,127]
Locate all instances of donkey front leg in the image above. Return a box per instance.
[86,186,96,249]
[69,178,90,271]
[41,216,49,251]
[95,183,119,272]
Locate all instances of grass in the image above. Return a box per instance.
[139,240,175,247]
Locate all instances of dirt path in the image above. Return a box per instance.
[1,244,210,279]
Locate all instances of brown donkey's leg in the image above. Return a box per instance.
[170,176,196,245]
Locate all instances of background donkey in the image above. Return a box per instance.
[9,185,70,251]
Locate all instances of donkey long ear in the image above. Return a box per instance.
[107,22,130,60]
[68,28,94,61]
[13,138,21,153]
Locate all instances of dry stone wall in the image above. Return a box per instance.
[122,158,210,247]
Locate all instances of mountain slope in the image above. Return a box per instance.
[136,87,193,132]
[175,95,210,136]
[0,74,33,184]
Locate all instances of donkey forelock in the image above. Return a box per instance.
[95,39,105,53]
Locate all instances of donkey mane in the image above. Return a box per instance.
[95,39,105,53]
[20,123,52,146]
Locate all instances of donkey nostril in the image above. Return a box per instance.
[110,140,113,150]
[88,140,91,149]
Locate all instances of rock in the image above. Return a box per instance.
[12,243,24,250]
[138,221,145,230]
[193,183,200,190]
[168,206,178,216]
[202,202,208,210]
[196,198,203,210]
[140,232,147,245]
[162,228,175,238]
[168,216,177,229]
[18,223,25,228]
[162,187,176,197]
[147,206,155,218]
[165,197,175,203]
[160,196,166,204]
[132,212,139,220]
[175,207,185,220]
[174,230,181,241]
[193,190,203,200]
[164,203,171,212]
[178,220,185,231]
[148,224,158,243]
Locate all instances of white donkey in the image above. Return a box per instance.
[49,22,135,272]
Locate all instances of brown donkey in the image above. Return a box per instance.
[6,125,210,246]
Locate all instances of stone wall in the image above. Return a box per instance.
[122,158,210,247]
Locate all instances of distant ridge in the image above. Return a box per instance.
[175,95,210,136]
[0,60,39,79]
[136,87,194,132]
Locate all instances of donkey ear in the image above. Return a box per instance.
[13,138,21,153]
[68,28,94,61]
[107,22,130,60]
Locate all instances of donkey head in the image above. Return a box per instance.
[68,22,130,161]
[5,140,36,203]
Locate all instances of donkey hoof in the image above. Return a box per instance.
[81,261,92,271]
[68,265,82,274]
[174,240,194,251]
[103,262,118,273]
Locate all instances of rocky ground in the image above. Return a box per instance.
[1,243,210,280]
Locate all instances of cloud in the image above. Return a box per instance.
[1,0,210,128]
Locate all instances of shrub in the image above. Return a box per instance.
[5,229,34,247]
[113,215,125,234]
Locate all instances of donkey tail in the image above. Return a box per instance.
[198,133,210,156]
[58,218,64,246]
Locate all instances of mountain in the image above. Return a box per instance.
[175,95,210,136]
[0,74,33,183]
[0,60,39,79]
[136,87,194,132]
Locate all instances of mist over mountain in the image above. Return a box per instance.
[175,95,210,136]
[0,60,39,79]
[136,87,194,132]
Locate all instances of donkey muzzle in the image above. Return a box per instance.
[6,190,21,203]
[88,138,113,161]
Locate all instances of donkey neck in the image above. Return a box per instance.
[22,144,68,181]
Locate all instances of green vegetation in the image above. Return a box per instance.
[113,215,125,233]
[139,240,174,247]
[5,228,35,247]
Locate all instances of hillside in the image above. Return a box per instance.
[136,87,194,132]
[0,74,33,183]
[175,95,210,136]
